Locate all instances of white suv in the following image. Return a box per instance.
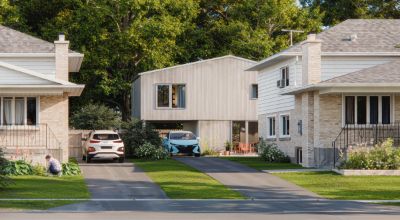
[82,130,125,163]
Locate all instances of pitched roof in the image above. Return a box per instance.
[286,19,400,53]
[0,25,57,53]
[139,55,256,76]
[248,19,400,71]
[320,59,400,84]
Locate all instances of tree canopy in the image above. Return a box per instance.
[300,0,400,26]
[6,0,382,120]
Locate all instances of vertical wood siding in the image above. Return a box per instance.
[137,56,257,121]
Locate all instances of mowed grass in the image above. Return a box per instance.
[0,175,89,209]
[133,159,244,199]
[275,171,400,200]
[220,157,304,170]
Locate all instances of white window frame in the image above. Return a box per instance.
[266,115,276,138]
[280,113,290,137]
[280,66,289,88]
[250,84,258,99]
[341,94,394,126]
[0,96,40,127]
[155,83,186,110]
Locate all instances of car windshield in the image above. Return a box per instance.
[170,132,196,140]
[93,134,120,140]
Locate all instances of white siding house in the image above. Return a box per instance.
[249,19,400,167]
[132,55,258,151]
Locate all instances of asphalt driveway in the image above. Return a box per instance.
[175,157,320,199]
[80,161,167,199]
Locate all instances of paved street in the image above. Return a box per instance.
[2,199,400,220]
[2,159,400,219]
[176,157,319,199]
[79,161,167,199]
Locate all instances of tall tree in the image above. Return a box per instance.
[300,0,400,26]
[178,0,323,62]
[37,0,200,120]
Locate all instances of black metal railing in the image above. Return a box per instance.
[332,123,400,167]
[0,124,62,161]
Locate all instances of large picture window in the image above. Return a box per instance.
[1,97,38,126]
[156,84,186,109]
[344,95,392,125]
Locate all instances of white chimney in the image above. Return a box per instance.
[54,33,69,81]
[301,33,322,85]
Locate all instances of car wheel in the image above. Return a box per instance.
[194,153,201,157]
[118,157,125,163]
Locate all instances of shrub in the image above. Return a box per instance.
[2,160,33,176]
[201,147,219,156]
[135,142,169,160]
[70,103,121,130]
[0,148,12,189]
[341,138,400,170]
[62,162,81,176]
[32,164,46,176]
[121,118,162,157]
[224,141,232,151]
[257,139,290,163]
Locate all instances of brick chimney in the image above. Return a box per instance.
[54,33,69,81]
[301,34,322,85]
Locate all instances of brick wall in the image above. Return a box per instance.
[40,93,69,162]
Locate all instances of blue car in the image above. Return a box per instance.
[163,131,201,157]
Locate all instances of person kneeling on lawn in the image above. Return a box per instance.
[45,155,62,176]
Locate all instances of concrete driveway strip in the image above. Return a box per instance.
[175,157,320,199]
[79,162,167,199]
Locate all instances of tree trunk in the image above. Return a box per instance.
[121,93,131,121]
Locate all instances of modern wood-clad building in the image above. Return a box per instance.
[132,55,258,151]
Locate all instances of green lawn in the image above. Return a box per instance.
[220,157,304,170]
[133,159,244,199]
[0,175,89,209]
[275,171,400,200]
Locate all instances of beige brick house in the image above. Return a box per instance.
[0,25,84,164]
[248,19,400,167]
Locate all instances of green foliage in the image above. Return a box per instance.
[2,160,33,176]
[0,148,12,189]
[341,139,400,170]
[32,164,46,176]
[224,141,232,151]
[201,147,219,156]
[135,142,169,160]
[301,0,400,26]
[0,0,323,120]
[257,139,290,163]
[121,118,162,157]
[70,103,121,130]
[62,162,81,176]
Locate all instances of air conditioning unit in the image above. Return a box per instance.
[276,79,285,88]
